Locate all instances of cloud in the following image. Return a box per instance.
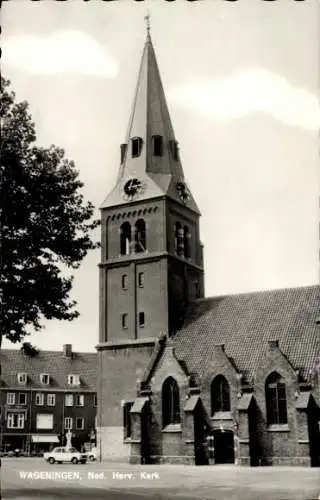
[168,69,320,131]
[2,30,118,78]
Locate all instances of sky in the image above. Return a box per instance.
[2,0,319,352]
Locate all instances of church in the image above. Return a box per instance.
[96,27,320,467]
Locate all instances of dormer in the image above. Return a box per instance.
[131,137,143,158]
[40,373,50,385]
[68,374,80,386]
[17,373,27,385]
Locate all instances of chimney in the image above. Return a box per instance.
[268,340,279,350]
[63,344,72,358]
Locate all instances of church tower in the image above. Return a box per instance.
[96,24,204,459]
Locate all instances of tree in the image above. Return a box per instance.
[0,77,100,348]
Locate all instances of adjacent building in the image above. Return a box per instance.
[0,344,97,455]
[96,28,320,467]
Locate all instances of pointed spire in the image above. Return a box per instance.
[102,25,200,214]
[119,23,182,180]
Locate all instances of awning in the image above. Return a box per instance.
[31,435,59,443]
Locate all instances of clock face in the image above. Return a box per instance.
[123,178,143,199]
[176,181,190,202]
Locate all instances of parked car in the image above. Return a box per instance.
[85,447,97,461]
[43,447,87,464]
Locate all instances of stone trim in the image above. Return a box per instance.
[267,424,290,432]
[161,423,182,433]
[96,338,156,351]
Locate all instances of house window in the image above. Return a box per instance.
[211,375,230,414]
[135,219,146,253]
[7,413,24,429]
[35,393,44,406]
[120,222,131,255]
[131,137,143,158]
[7,393,15,405]
[47,394,56,406]
[40,373,50,385]
[93,395,97,406]
[18,393,27,405]
[174,222,184,256]
[123,402,133,439]
[162,377,180,427]
[169,140,179,161]
[121,313,128,329]
[68,374,80,386]
[36,414,53,430]
[76,417,84,430]
[75,394,84,407]
[138,312,145,328]
[138,272,144,288]
[65,394,74,407]
[183,226,190,258]
[17,373,27,385]
[265,372,288,425]
[152,135,163,156]
[64,417,73,430]
[121,274,128,290]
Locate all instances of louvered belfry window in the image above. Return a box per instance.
[120,222,132,255]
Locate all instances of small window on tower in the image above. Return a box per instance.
[169,140,179,161]
[138,272,144,288]
[131,137,143,158]
[138,312,145,328]
[122,313,128,329]
[121,274,128,290]
[152,135,163,156]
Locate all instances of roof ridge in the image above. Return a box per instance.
[195,284,319,303]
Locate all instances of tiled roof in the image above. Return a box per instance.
[0,348,97,391]
[170,285,319,381]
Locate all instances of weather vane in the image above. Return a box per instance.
[144,13,151,36]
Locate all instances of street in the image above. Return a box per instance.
[1,458,319,500]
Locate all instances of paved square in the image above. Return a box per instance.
[1,458,319,500]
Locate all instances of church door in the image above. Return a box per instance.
[214,430,235,464]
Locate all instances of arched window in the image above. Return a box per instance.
[265,372,288,425]
[135,219,146,253]
[131,137,143,158]
[120,222,131,255]
[183,225,190,258]
[174,222,184,256]
[162,377,180,427]
[152,135,163,156]
[211,375,230,415]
